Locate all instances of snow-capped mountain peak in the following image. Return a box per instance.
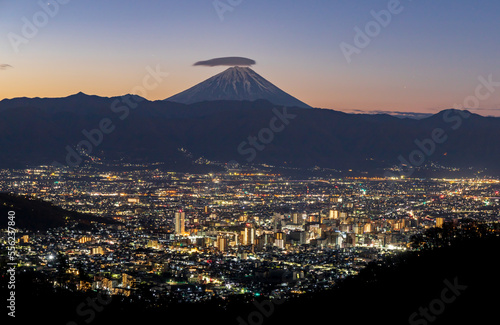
[166,67,311,108]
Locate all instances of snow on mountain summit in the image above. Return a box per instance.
[166,67,311,108]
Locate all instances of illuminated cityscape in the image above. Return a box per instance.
[2,162,499,307]
[3,1,500,323]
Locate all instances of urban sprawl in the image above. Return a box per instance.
[1,163,499,305]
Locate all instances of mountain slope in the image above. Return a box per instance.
[0,193,117,230]
[1,94,500,175]
[268,234,500,325]
[166,67,311,108]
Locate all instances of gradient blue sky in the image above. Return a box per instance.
[1,0,500,116]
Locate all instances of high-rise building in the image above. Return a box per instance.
[347,233,357,247]
[292,213,299,224]
[243,225,255,245]
[436,217,444,228]
[79,236,92,244]
[147,240,159,249]
[299,231,308,245]
[275,231,284,249]
[335,234,344,248]
[175,211,185,234]
[91,246,103,255]
[217,235,228,252]
[273,213,284,231]
[102,278,113,290]
[122,273,133,288]
[308,215,319,223]
[261,232,274,246]
[329,210,339,219]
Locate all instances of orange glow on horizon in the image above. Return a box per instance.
[2,65,499,117]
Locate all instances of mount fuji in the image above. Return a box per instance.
[166,66,312,108]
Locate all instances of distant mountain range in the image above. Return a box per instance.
[166,67,312,109]
[1,91,499,176]
[0,193,116,230]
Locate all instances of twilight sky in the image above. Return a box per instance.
[1,0,500,116]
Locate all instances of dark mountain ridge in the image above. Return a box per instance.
[1,93,499,175]
[0,192,117,230]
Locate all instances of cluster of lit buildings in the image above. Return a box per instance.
[1,164,499,303]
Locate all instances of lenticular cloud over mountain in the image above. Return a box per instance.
[194,57,256,67]
[171,56,311,107]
